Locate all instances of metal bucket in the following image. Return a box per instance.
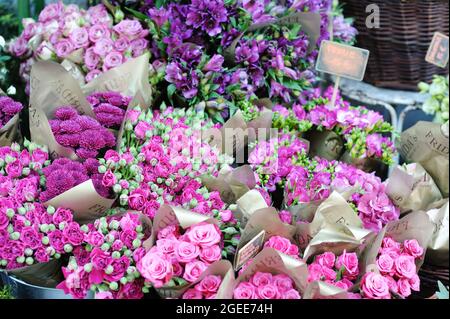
[0,271,93,299]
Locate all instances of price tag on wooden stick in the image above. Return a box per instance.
[234,230,266,271]
[315,40,370,107]
[425,32,449,68]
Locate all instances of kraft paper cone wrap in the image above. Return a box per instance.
[0,89,21,146]
[81,52,152,108]
[247,110,274,145]
[156,260,235,299]
[229,248,309,298]
[303,281,351,299]
[399,121,449,196]
[2,259,63,288]
[235,189,269,226]
[201,164,256,204]
[425,199,449,267]
[142,205,221,298]
[61,59,86,87]
[386,163,443,215]
[295,192,372,254]
[306,130,344,161]
[44,179,115,225]
[360,211,434,276]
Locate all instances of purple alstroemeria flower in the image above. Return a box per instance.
[186,0,228,37]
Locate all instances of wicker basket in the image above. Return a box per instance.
[343,0,449,90]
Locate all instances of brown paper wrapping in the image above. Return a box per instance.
[425,199,449,267]
[306,130,344,161]
[81,52,152,108]
[247,110,274,146]
[235,189,269,226]
[2,259,63,288]
[360,211,434,276]
[229,248,309,298]
[143,205,221,298]
[303,281,351,299]
[201,165,256,204]
[61,59,86,87]
[295,192,372,258]
[0,89,21,146]
[386,163,443,214]
[44,179,115,225]
[399,121,449,196]
[287,200,324,224]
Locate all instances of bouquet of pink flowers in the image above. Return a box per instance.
[307,251,359,291]
[182,274,224,299]
[234,272,301,299]
[39,158,113,202]
[49,106,116,159]
[86,91,132,130]
[9,3,150,92]
[57,212,151,299]
[138,222,223,289]
[0,203,83,270]
[360,237,423,299]
[0,96,23,128]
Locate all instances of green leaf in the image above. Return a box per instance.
[124,7,149,22]
[167,84,176,105]
[282,78,303,91]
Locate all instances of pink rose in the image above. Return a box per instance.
[84,47,100,71]
[175,241,200,263]
[183,261,208,283]
[130,38,148,57]
[195,275,222,294]
[134,121,152,140]
[113,20,145,40]
[382,237,401,250]
[114,37,130,52]
[137,252,173,288]
[307,264,324,282]
[88,24,111,43]
[63,222,85,246]
[173,262,183,277]
[273,274,294,293]
[5,160,23,179]
[219,210,233,223]
[335,250,359,279]
[104,256,130,282]
[20,226,41,249]
[0,212,9,230]
[264,236,291,254]
[322,266,337,281]
[394,254,416,279]
[251,272,273,287]
[85,70,102,82]
[157,225,179,240]
[384,275,398,294]
[409,274,420,292]
[104,150,120,163]
[397,278,412,298]
[10,37,29,57]
[103,51,124,71]
[361,272,391,299]
[120,229,137,248]
[34,247,50,263]
[257,284,280,299]
[48,230,64,252]
[278,210,293,225]
[118,213,139,232]
[182,288,203,299]
[101,169,116,187]
[69,27,89,49]
[53,208,73,225]
[55,39,74,58]
[282,289,301,299]
[403,239,424,258]
[233,282,256,299]
[31,149,48,165]
[376,254,394,275]
[186,223,221,248]
[316,252,336,268]
[199,245,222,264]
[38,2,63,23]
[334,278,354,291]
[93,38,113,57]
[95,291,113,299]
[117,281,144,299]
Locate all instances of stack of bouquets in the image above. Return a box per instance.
[0,94,23,146]
[57,212,152,299]
[8,2,150,92]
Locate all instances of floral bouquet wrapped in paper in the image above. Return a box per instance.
[0,90,23,146]
[8,2,150,93]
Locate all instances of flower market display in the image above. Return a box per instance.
[0,0,448,303]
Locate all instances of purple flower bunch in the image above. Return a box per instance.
[49,106,116,159]
[39,157,113,203]
[273,86,397,165]
[0,96,23,127]
[58,212,150,299]
[0,203,84,270]
[87,91,132,129]
[9,2,149,91]
[0,142,49,208]
[284,157,400,232]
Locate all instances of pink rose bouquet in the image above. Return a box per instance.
[0,96,23,128]
[0,203,84,270]
[57,212,151,299]
[9,3,150,92]
[182,274,223,299]
[233,272,301,299]
[138,222,223,289]
[307,251,359,291]
[49,106,116,159]
[39,157,113,202]
[86,91,132,130]
[360,236,424,299]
